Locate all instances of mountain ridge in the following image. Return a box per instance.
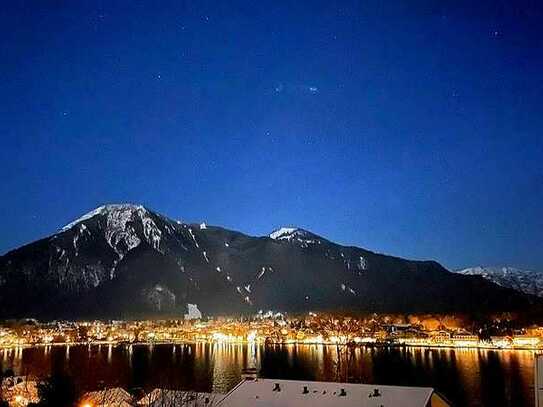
[456,266,543,298]
[0,204,541,320]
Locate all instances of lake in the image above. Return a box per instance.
[0,343,536,406]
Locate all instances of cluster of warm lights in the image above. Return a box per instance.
[1,317,543,350]
[14,395,25,404]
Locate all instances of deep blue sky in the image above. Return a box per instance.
[1,1,542,270]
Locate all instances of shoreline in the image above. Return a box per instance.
[1,340,541,352]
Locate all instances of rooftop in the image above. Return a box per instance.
[217,378,449,407]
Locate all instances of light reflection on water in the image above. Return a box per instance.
[0,344,536,407]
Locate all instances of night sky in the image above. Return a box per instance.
[1,1,542,270]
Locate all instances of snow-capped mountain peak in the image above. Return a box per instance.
[456,266,543,297]
[269,227,323,247]
[61,204,146,231]
[269,227,300,240]
[60,203,164,261]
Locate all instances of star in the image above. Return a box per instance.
[266,131,277,143]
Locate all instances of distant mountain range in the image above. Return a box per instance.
[455,266,543,298]
[0,204,540,319]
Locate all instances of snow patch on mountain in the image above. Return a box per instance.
[104,207,142,257]
[188,228,199,248]
[340,283,356,295]
[257,266,273,280]
[142,216,161,251]
[72,225,91,257]
[358,256,368,271]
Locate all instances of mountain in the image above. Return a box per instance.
[456,266,543,298]
[0,204,540,320]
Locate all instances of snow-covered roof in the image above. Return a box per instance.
[217,379,446,407]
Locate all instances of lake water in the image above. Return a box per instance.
[0,343,536,406]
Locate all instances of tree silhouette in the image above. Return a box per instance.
[36,372,77,407]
